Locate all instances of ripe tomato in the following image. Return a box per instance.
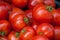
[51,10,60,26]
[55,26,60,40]
[8,31,20,40]
[31,36,49,40]
[0,20,11,36]
[12,0,27,8]
[28,0,44,9]
[33,5,53,23]
[25,10,32,20]
[0,2,11,20]
[20,26,35,40]
[43,0,55,8]
[36,23,54,38]
[0,36,7,40]
[9,8,24,23]
[11,14,29,32]
[57,8,60,11]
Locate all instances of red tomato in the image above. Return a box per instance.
[28,0,44,9]
[33,5,53,23]
[9,8,24,23]
[0,20,11,36]
[12,0,27,8]
[0,2,11,20]
[0,36,7,40]
[36,23,54,38]
[57,8,60,11]
[43,0,55,8]
[3,0,12,3]
[55,26,60,40]
[8,31,20,40]
[25,10,32,19]
[11,14,29,32]
[31,36,49,40]
[51,10,60,26]
[20,26,35,40]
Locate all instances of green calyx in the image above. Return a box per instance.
[15,32,20,37]
[39,32,43,35]
[46,6,54,12]
[24,17,29,24]
[0,31,5,36]
[21,29,26,33]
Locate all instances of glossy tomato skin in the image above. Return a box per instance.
[55,26,60,40]
[9,8,24,23]
[0,2,11,20]
[43,0,55,8]
[8,31,20,40]
[0,20,11,36]
[12,0,27,8]
[31,36,49,40]
[36,23,54,38]
[28,0,44,9]
[12,14,29,32]
[51,10,60,26]
[0,36,7,40]
[33,4,53,23]
[20,26,35,40]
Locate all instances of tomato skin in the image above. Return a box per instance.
[31,36,49,40]
[11,14,29,32]
[33,5,53,23]
[12,0,27,8]
[51,10,60,26]
[0,36,7,40]
[36,23,54,38]
[0,2,11,20]
[9,8,24,23]
[28,0,44,9]
[20,26,35,40]
[0,20,11,36]
[44,0,55,8]
[8,31,20,40]
[55,26,60,40]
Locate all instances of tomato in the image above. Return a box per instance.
[51,10,60,26]
[28,0,44,9]
[12,0,27,8]
[20,26,35,40]
[31,36,49,40]
[0,2,11,20]
[0,36,7,40]
[36,23,54,39]
[11,14,29,32]
[33,5,53,23]
[9,8,24,23]
[55,26,60,40]
[43,0,55,8]
[57,8,60,11]
[25,10,32,20]
[8,31,20,40]
[0,20,11,36]
[3,0,12,3]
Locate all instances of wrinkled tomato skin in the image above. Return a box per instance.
[33,4,53,23]
[55,26,60,40]
[36,23,54,39]
[31,36,49,40]
[0,2,11,20]
[20,26,35,40]
[9,8,24,23]
[52,10,60,26]
[28,0,44,9]
[0,36,7,40]
[8,31,20,40]
[11,14,29,32]
[12,0,27,8]
[0,20,11,36]
[44,0,55,8]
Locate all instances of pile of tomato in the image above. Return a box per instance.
[0,0,60,40]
